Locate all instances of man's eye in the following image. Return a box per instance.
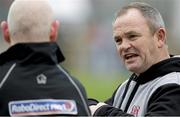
[128,35,137,38]
[114,37,122,44]
[115,39,120,42]
[127,34,140,41]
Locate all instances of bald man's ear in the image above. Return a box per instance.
[1,21,11,44]
[50,20,59,42]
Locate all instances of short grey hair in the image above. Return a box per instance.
[115,2,165,34]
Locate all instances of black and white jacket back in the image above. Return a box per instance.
[0,42,90,116]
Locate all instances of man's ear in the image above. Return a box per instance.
[1,21,11,44]
[50,20,59,42]
[155,28,166,48]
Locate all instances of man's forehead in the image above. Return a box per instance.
[113,29,140,37]
[113,9,147,27]
[113,17,148,35]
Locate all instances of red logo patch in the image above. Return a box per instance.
[130,105,140,116]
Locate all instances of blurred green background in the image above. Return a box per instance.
[70,70,128,101]
[0,0,180,101]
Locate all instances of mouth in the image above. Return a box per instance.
[124,53,139,60]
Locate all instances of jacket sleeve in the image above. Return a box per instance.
[93,105,133,116]
[60,66,88,99]
[71,76,88,100]
[146,84,180,116]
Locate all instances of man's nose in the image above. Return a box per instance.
[120,39,131,51]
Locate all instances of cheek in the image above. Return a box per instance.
[116,46,123,58]
[146,41,157,56]
[139,44,155,63]
[137,39,153,54]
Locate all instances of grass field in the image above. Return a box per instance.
[71,71,128,101]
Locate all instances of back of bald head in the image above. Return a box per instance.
[8,0,54,43]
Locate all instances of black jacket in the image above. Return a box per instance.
[91,57,180,116]
[0,42,90,116]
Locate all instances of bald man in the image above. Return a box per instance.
[0,0,90,116]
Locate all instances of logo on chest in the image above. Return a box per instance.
[130,105,140,116]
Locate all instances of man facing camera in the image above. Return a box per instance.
[89,2,180,116]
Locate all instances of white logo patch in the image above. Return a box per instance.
[36,74,47,84]
[8,99,77,116]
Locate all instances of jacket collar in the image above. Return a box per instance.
[0,42,65,65]
[132,57,180,84]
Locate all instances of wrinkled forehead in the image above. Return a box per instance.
[114,12,147,29]
[112,10,151,38]
[113,9,147,28]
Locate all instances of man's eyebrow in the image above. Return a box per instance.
[124,31,141,36]
[114,35,122,40]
